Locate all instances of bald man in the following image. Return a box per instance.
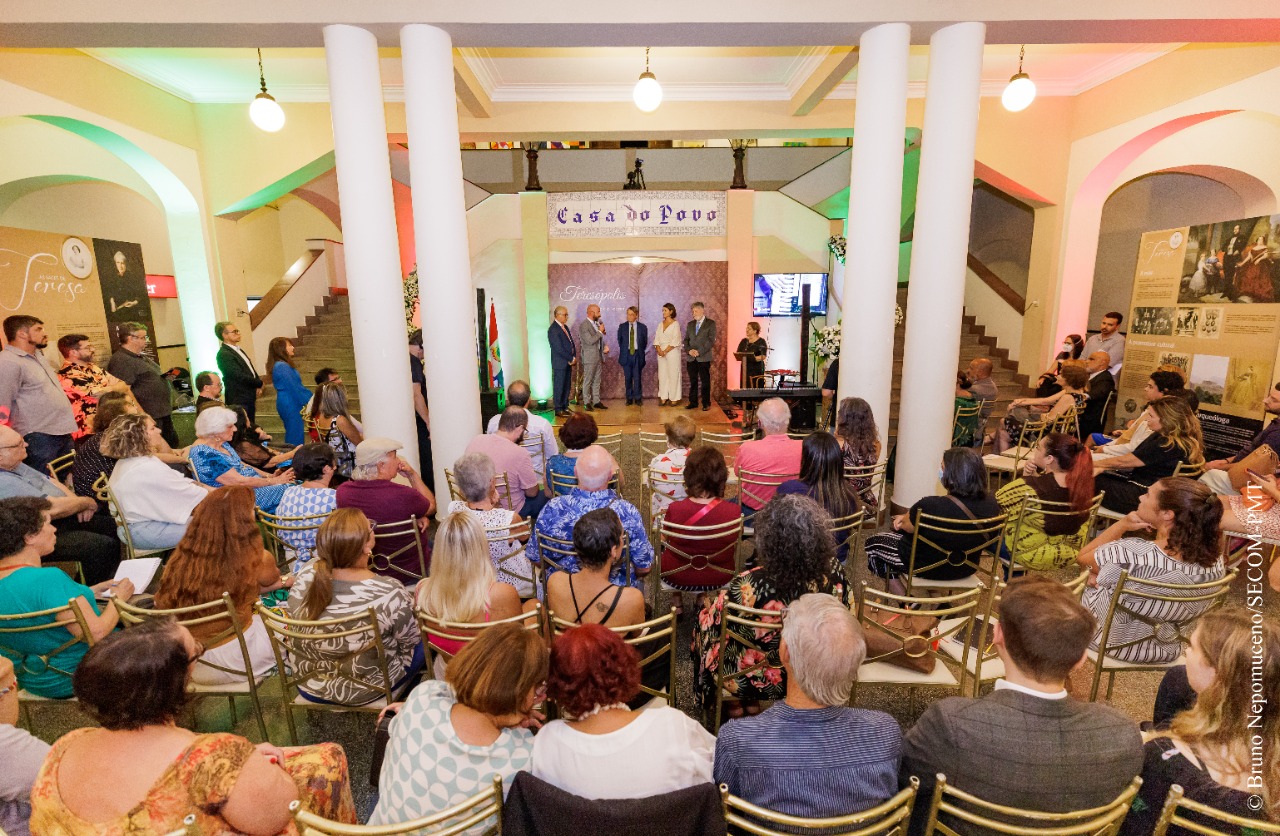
[1079,351,1116,437]
[966,358,998,428]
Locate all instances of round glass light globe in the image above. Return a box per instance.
[1001,74,1036,112]
[632,74,663,113]
[250,93,286,132]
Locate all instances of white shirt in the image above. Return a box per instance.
[531,706,715,800]
[109,456,209,525]
[994,679,1068,700]
[486,407,556,478]
[1093,418,1153,460]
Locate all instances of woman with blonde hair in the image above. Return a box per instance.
[285,508,422,705]
[314,383,363,479]
[1121,608,1280,833]
[1095,396,1203,514]
[997,361,1089,452]
[101,413,211,549]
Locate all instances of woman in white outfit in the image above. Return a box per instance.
[654,302,683,406]
[101,414,212,550]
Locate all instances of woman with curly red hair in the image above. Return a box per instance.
[532,624,714,799]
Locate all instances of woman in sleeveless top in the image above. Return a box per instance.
[313,383,362,480]
[544,508,645,630]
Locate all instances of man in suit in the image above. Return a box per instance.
[1078,351,1116,438]
[577,304,609,412]
[683,301,716,411]
[616,306,648,406]
[899,575,1143,834]
[1222,223,1245,287]
[215,320,263,424]
[547,306,578,417]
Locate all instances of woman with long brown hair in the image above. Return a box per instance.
[265,336,312,447]
[833,397,881,512]
[996,432,1096,571]
[154,486,290,686]
[1095,396,1204,514]
[283,508,421,705]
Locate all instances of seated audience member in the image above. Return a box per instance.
[101,413,211,550]
[187,406,294,513]
[1122,608,1280,834]
[154,487,289,686]
[0,497,132,698]
[716,593,900,820]
[735,397,802,513]
[647,414,697,515]
[416,512,522,672]
[193,370,224,412]
[834,396,883,511]
[1079,351,1117,438]
[996,362,1088,452]
[658,446,743,604]
[1199,381,1280,496]
[1219,469,1280,547]
[335,437,436,582]
[285,508,422,705]
[273,443,339,570]
[464,406,547,519]
[693,495,847,716]
[777,431,862,563]
[314,382,363,478]
[545,508,645,629]
[448,452,534,598]
[526,446,653,590]
[864,447,1001,595]
[952,373,981,447]
[533,623,715,799]
[486,380,557,479]
[304,369,342,442]
[371,624,546,829]
[1,654,47,836]
[0,424,120,584]
[966,357,999,426]
[70,389,134,499]
[1091,370,1186,453]
[546,412,599,495]
[996,433,1095,572]
[1077,477,1226,665]
[1095,397,1203,514]
[28,620,355,834]
[230,405,295,473]
[900,576,1144,826]
[1034,335,1083,397]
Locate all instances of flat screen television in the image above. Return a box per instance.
[752,273,829,316]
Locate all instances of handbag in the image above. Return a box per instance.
[1227,443,1280,490]
[368,707,398,788]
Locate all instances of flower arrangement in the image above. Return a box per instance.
[810,321,842,370]
[403,266,419,335]
[828,235,846,264]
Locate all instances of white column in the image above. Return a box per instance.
[322,25,418,461]
[893,22,986,507]
[837,23,910,457]
[401,24,483,494]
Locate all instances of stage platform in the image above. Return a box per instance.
[536,398,733,432]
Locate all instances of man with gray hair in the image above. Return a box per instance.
[524,445,652,589]
[715,593,901,819]
[336,436,436,580]
[577,303,609,411]
[486,380,556,479]
[734,397,802,514]
[547,306,577,416]
[466,405,546,518]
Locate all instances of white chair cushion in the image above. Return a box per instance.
[1084,648,1186,671]
[982,455,1017,473]
[857,660,958,686]
[1000,446,1034,460]
[293,693,390,709]
[912,575,983,590]
[938,618,1004,681]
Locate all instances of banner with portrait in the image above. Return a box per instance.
[93,238,156,354]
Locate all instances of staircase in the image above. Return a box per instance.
[254,294,360,439]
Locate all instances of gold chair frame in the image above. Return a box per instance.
[994,417,1052,470]
[921,773,1141,836]
[700,429,751,470]
[721,779,919,836]
[738,468,797,515]
[532,529,634,599]
[370,517,429,584]
[653,511,744,603]
[1087,568,1238,701]
[92,472,169,561]
[843,461,889,527]
[952,402,983,447]
[710,600,785,734]
[289,775,503,836]
[257,507,333,574]
[1173,460,1207,479]
[549,607,679,707]
[444,469,515,510]
[47,450,76,484]
[1152,783,1280,835]
[901,511,1008,595]
[1000,493,1104,580]
[1052,404,1080,439]
[116,592,271,742]
[643,465,687,535]
[483,515,535,596]
[596,431,623,461]
[831,509,868,580]
[638,430,670,461]
[519,430,552,481]
[548,469,619,496]
[417,606,543,674]
[0,598,94,731]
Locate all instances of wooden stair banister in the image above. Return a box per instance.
[966,253,1025,315]
[249,248,323,330]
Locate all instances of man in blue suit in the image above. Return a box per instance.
[616,306,648,406]
[548,306,578,416]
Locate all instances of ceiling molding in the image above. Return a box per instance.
[1067,42,1186,94]
[488,82,795,102]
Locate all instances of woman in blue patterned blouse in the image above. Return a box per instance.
[187,406,294,513]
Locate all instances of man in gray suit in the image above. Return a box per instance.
[900,575,1142,833]
[576,304,609,411]
[683,301,716,411]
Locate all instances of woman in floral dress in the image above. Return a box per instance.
[691,494,847,715]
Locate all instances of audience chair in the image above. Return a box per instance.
[417,606,542,677]
[984,419,1051,486]
[370,517,430,584]
[720,779,919,836]
[532,530,634,599]
[0,599,94,732]
[1152,784,1280,836]
[786,428,817,441]
[952,402,983,448]
[289,775,504,836]
[301,405,319,442]
[547,469,620,496]
[700,428,751,470]
[47,450,76,485]
[116,592,271,742]
[710,600,786,733]
[641,466,687,536]
[483,515,535,596]
[92,472,170,561]
[256,603,414,746]
[638,430,669,461]
[844,460,890,527]
[901,511,1007,595]
[738,468,796,519]
[445,469,516,509]
[596,431,623,461]
[519,431,552,477]
[549,607,678,708]
[1173,460,1207,479]
[257,507,333,574]
[830,509,867,580]
[999,493,1104,580]
[921,774,1141,836]
[653,512,743,606]
[853,583,986,704]
[1087,568,1238,701]
[1052,405,1080,439]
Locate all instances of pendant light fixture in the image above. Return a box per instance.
[249,48,286,132]
[632,47,663,113]
[1001,45,1036,112]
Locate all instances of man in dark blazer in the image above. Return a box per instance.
[616,306,648,406]
[682,301,716,411]
[899,575,1142,834]
[1079,351,1116,438]
[214,320,263,424]
[547,306,578,417]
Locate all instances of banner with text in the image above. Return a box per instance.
[547,191,727,238]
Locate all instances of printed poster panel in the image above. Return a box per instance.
[92,238,156,356]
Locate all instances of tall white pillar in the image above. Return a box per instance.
[322,25,418,461]
[893,22,986,507]
[837,23,910,457]
[401,24,483,495]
